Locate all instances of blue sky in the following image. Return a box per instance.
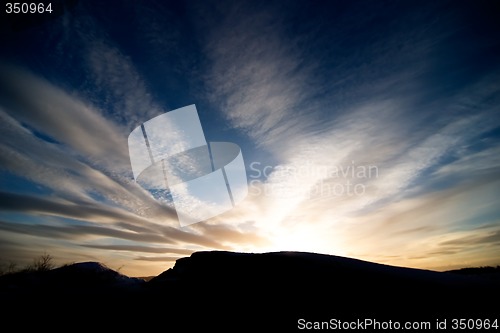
[0,0,499,276]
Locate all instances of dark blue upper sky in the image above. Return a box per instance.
[0,0,499,276]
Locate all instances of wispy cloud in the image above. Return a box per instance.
[0,65,128,170]
[0,192,154,225]
[86,41,164,129]
[440,230,500,247]
[197,1,318,151]
[0,220,170,244]
[82,244,194,255]
[0,80,175,223]
[134,256,180,262]
[0,63,262,273]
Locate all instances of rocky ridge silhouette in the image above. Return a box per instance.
[1,251,498,330]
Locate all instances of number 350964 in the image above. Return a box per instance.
[6,3,53,14]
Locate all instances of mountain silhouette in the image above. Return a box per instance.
[1,251,498,330]
[147,251,498,326]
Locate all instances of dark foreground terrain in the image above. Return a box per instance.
[1,251,498,330]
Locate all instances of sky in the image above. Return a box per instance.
[0,0,499,277]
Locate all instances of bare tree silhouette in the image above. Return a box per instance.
[30,253,54,272]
